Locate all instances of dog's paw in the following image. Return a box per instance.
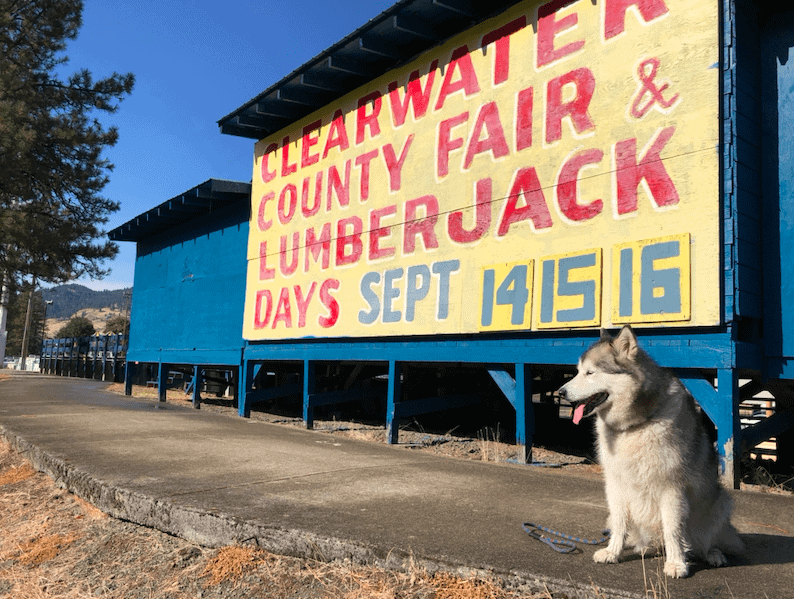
[663,560,689,578]
[593,548,620,564]
[706,548,728,567]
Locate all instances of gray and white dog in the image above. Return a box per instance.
[558,326,743,578]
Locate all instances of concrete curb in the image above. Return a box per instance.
[1,425,641,599]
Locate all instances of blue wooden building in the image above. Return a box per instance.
[109,179,251,405]
[110,0,794,488]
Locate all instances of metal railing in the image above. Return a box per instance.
[39,334,128,382]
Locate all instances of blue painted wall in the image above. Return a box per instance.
[761,7,794,373]
[725,0,763,329]
[127,201,249,366]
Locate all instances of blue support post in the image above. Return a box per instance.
[101,335,108,381]
[158,362,167,403]
[238,360,253,417]
[124,361,133,396]
[232,366,239,410]
[303,359,316,429]
[386,360,402,444]
[114,335,123,383]
[487,366,535,463]
[716,369,740,489]
[515,363,535,464]
[679,369,740,488]
[192,365,202,409]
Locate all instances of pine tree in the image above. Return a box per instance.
[0,0,134,285]
[55,315,94,339]
[103,314,128,335]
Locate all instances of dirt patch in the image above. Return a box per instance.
[0,440,567,598]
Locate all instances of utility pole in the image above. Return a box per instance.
[19,277,36,371]
[0,274,8,368]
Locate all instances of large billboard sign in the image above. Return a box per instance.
[243,0,719,341]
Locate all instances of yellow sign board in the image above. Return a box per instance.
[243,0,720,340]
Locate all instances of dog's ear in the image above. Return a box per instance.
[599,328,612,342]
[613,325,638,360]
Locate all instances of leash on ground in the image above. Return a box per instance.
[522,522,610,554]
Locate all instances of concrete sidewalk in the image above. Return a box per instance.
[0,371,791,598]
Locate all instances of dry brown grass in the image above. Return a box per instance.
[0,461,36,485]
[477,427,512,463]
[200,545,545,599]
[0,440,561,599]
[15,534,78,567]
[201,545,264,586]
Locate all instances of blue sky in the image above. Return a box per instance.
[64,0,396,290]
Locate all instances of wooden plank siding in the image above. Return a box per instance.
[725,0,764,333]
[127,197,249,367]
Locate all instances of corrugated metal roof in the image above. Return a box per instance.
[217,0,523,140]
[108,179,251,242]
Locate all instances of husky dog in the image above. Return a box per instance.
[558,326,743,578]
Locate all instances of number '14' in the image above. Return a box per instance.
[481,262,533,329]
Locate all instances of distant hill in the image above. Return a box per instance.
[42,284,132,320]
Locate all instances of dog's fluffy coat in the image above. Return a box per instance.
[558,326,743,578]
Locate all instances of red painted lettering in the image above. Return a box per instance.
[382,134,414,192]
[545,67,595,144]
[260,143,278,183]
[463,102,509,170]
[369,205,397,260]
[614,126,679,214]
[259,241,275,280]
[281,135,297,176]
[253,289,272,329]
[305,223,332,272]
[301,172,322,218]
[323,109,350,159]
[537,0,585,68]
[294,282,317,328]
[257,192,274,232]
[336,216,363,266]
[319,279,340,328]
[388,61,438,127]
[355,149,379,201]
[482,17,527,86]
[448,178,492,244]
[435,45,481,111]
[557,148,604,221]
[404,195,440,254]
[278,183,297,224]
[356,91,382,145]
[272,287,293,329]
[437,112,468,178]
[326,160,351,210]
[301,119,322,168]
[516,87,533,151]
[604,0,669,40]
[279,231,300,276]
[498,167,553,235]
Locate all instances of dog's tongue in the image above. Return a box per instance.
[573,403,586,425]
